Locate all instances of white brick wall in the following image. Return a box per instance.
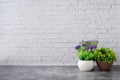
[0,0,120,66]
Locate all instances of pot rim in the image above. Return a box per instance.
[78,60,93,62]
[96,61,113,63]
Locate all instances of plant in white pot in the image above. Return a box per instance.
[75,40,98,71]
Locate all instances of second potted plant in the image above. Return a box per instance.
[94,47,117,71]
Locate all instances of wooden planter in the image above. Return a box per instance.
[96,61,113,71]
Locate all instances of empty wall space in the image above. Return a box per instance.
[0,0,120,65]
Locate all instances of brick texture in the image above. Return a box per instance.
[0,0,120,65]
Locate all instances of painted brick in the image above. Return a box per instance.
[0,0,120,66]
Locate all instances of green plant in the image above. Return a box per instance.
[75,40,98,60]
[94,47,117,63]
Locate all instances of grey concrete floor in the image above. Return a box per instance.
[0,65,120,80]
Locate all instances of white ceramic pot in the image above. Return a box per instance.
[77,60,94,71]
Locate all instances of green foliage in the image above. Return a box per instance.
[77,51,94,60]
[75,40,98,60]
[94,47,117,63]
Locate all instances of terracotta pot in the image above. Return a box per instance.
[96,61,113,71]
[77,60,94,72]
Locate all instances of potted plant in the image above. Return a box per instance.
[94,47,117,71]
[75,40,98,71]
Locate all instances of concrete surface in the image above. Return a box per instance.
[0,65,120,80]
